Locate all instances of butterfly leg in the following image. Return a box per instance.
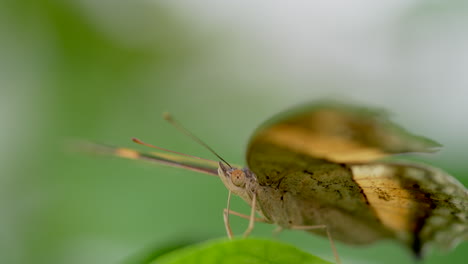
[243,192,257,238]
[290,224,341,264]
[224,209,267,223]
[223,191,234,239]
[223,192,267,239]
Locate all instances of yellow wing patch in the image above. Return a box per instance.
[248,104,441,164]
[257,124,387,163]
[352,164,418,233]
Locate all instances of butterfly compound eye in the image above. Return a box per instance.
[230,169,246,187]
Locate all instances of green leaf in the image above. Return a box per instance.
[149,238,332,264]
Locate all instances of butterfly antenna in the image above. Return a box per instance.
[132,137,215,163]
[163,112,232,169]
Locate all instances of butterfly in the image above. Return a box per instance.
[81,101,468,263]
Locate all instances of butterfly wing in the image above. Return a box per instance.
[246,101,467,256]
[247,140,395,244]
[248,101,441,163]
[351,162,468,255]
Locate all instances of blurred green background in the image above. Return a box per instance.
[1,1,467,263]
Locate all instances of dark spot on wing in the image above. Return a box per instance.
[276,176,285,189]
[303,170,314,176]
[335,189,343,199]
[412,236,423,260]
[375,188,391,201]
[397,167,436,259]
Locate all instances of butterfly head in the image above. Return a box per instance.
[217,162,257,198]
